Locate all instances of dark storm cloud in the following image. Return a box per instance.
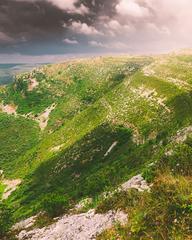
[0,0,118,53]
[0,1,73,41]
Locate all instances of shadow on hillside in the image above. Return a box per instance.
[168,91,192,126]
[9,123,155,219]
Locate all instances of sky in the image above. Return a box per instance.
[0,0,192,63]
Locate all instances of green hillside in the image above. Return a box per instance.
[0,55,192,239]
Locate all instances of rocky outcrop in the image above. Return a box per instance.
[121,174,150,192]
[75,198,93,211]
[17,209,127,240]
[131,87,171,113]
[13,216,37,232]
[0,170,21,200]
[14,174,150,240]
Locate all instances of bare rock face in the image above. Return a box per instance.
[28,78,39,92]
[17,209,127,240]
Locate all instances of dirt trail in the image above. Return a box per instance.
[2,179,21,200]
[36,104,56,130]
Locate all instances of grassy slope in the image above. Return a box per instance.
[1,55,192,238]
[0,183,5,199]
[0,113,40,176]
[97,55,192,239]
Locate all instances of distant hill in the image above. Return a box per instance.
[0,63,44,85]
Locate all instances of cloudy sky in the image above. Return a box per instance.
[0,0,192,62]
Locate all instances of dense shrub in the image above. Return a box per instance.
[0,203,13,238]
[142,164,156,183]
[41,193,69,218]
[114,125,132,143]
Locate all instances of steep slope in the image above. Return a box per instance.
[0,54,192,239]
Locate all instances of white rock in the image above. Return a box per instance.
[17,209,127,240]
[13,216,37,231]
[121,174,150,192]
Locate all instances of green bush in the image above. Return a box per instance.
[114,125,132,143]
[142,164,156,183]
[0,203,13,238]
[41,193,69,218]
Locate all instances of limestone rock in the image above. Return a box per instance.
[17,209,127,240]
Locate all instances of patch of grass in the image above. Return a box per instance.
[96,189,141,214]
[0,203,14,238]
[168,92,192,125]
[0,183,6,199]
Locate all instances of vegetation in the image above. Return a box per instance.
[0,183,5,199]
[0,54,192,238]
[0,203,13,238]
[0,113,39,176]
[97,170,192,240]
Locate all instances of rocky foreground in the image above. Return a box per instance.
[17,209,127,240]
[14,175,149,240]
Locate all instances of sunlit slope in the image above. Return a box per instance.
[0,57,146,132]
[0,113,39,176]
[0,57,146,176]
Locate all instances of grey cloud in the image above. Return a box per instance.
[0,0,192,57]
